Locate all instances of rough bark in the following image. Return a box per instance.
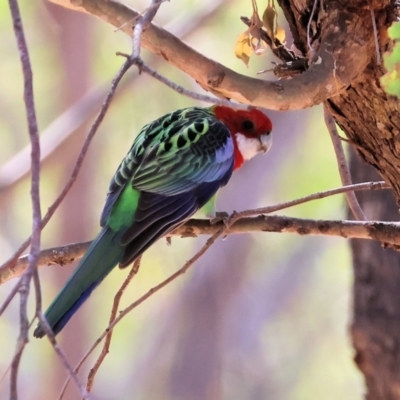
[350,152,400,400]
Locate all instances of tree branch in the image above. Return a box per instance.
[1,181,390,285]
[4,214,400,286]
[48,0,372,110]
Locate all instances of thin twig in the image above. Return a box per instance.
[306,0,319,61]
[116,50,253,111]
[324,105,368,220]
[58,230,223,400]
[132,0,163,59]
[1,10,145,399]
[8,0,42,397]
[128,59,253,110]
[116,0,168,33]
[86,258,141,392]
[229,181,388,222]
[369,1,381,65]
[36,312,91,400]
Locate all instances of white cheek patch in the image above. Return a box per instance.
[236,133,270,160]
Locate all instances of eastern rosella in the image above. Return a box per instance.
[33,105,272,338]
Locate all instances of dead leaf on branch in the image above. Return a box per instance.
[234,32,253,66]
[262,0,285,45]
[234,0,286,66]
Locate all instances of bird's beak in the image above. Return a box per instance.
[259,132,272,154]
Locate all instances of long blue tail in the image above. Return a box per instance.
[33,227,124,338]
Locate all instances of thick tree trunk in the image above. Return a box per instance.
[350,152,400,400]
[277,0,400,398]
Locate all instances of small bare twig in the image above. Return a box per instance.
[127,59,253,110]
[86,257,141,392]
[306,0,319,61]
[324,105,368,220]
[228,181,388,223]
[132,0,163,59]
[369,1,381,65]
[59,230,222,399]
[36,311,91,399]
[116,0,168,33]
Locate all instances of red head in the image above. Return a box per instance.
[212,106,273,170]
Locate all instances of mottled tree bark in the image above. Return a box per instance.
[350,152,400,400]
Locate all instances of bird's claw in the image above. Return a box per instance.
[209,211,229,225]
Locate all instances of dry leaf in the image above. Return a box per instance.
[232,0,285,65]
[262,2,276,39]
[262,0,286,45]
[275,23,286,43]
[234,32,253,66]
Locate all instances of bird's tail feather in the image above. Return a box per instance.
[33,227,124,338]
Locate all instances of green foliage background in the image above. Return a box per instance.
[382,22,400,97]
[0,1,362,399]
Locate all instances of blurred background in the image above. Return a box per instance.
[0,0,363,399]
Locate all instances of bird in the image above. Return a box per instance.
[33,105,273,338]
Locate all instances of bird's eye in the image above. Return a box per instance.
[242,120,254,131]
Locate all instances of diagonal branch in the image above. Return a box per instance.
[49,0,374,110]
[85,257,141,392]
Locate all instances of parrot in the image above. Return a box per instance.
[33,105,272,338]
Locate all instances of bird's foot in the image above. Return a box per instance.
[209,211,229,225]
